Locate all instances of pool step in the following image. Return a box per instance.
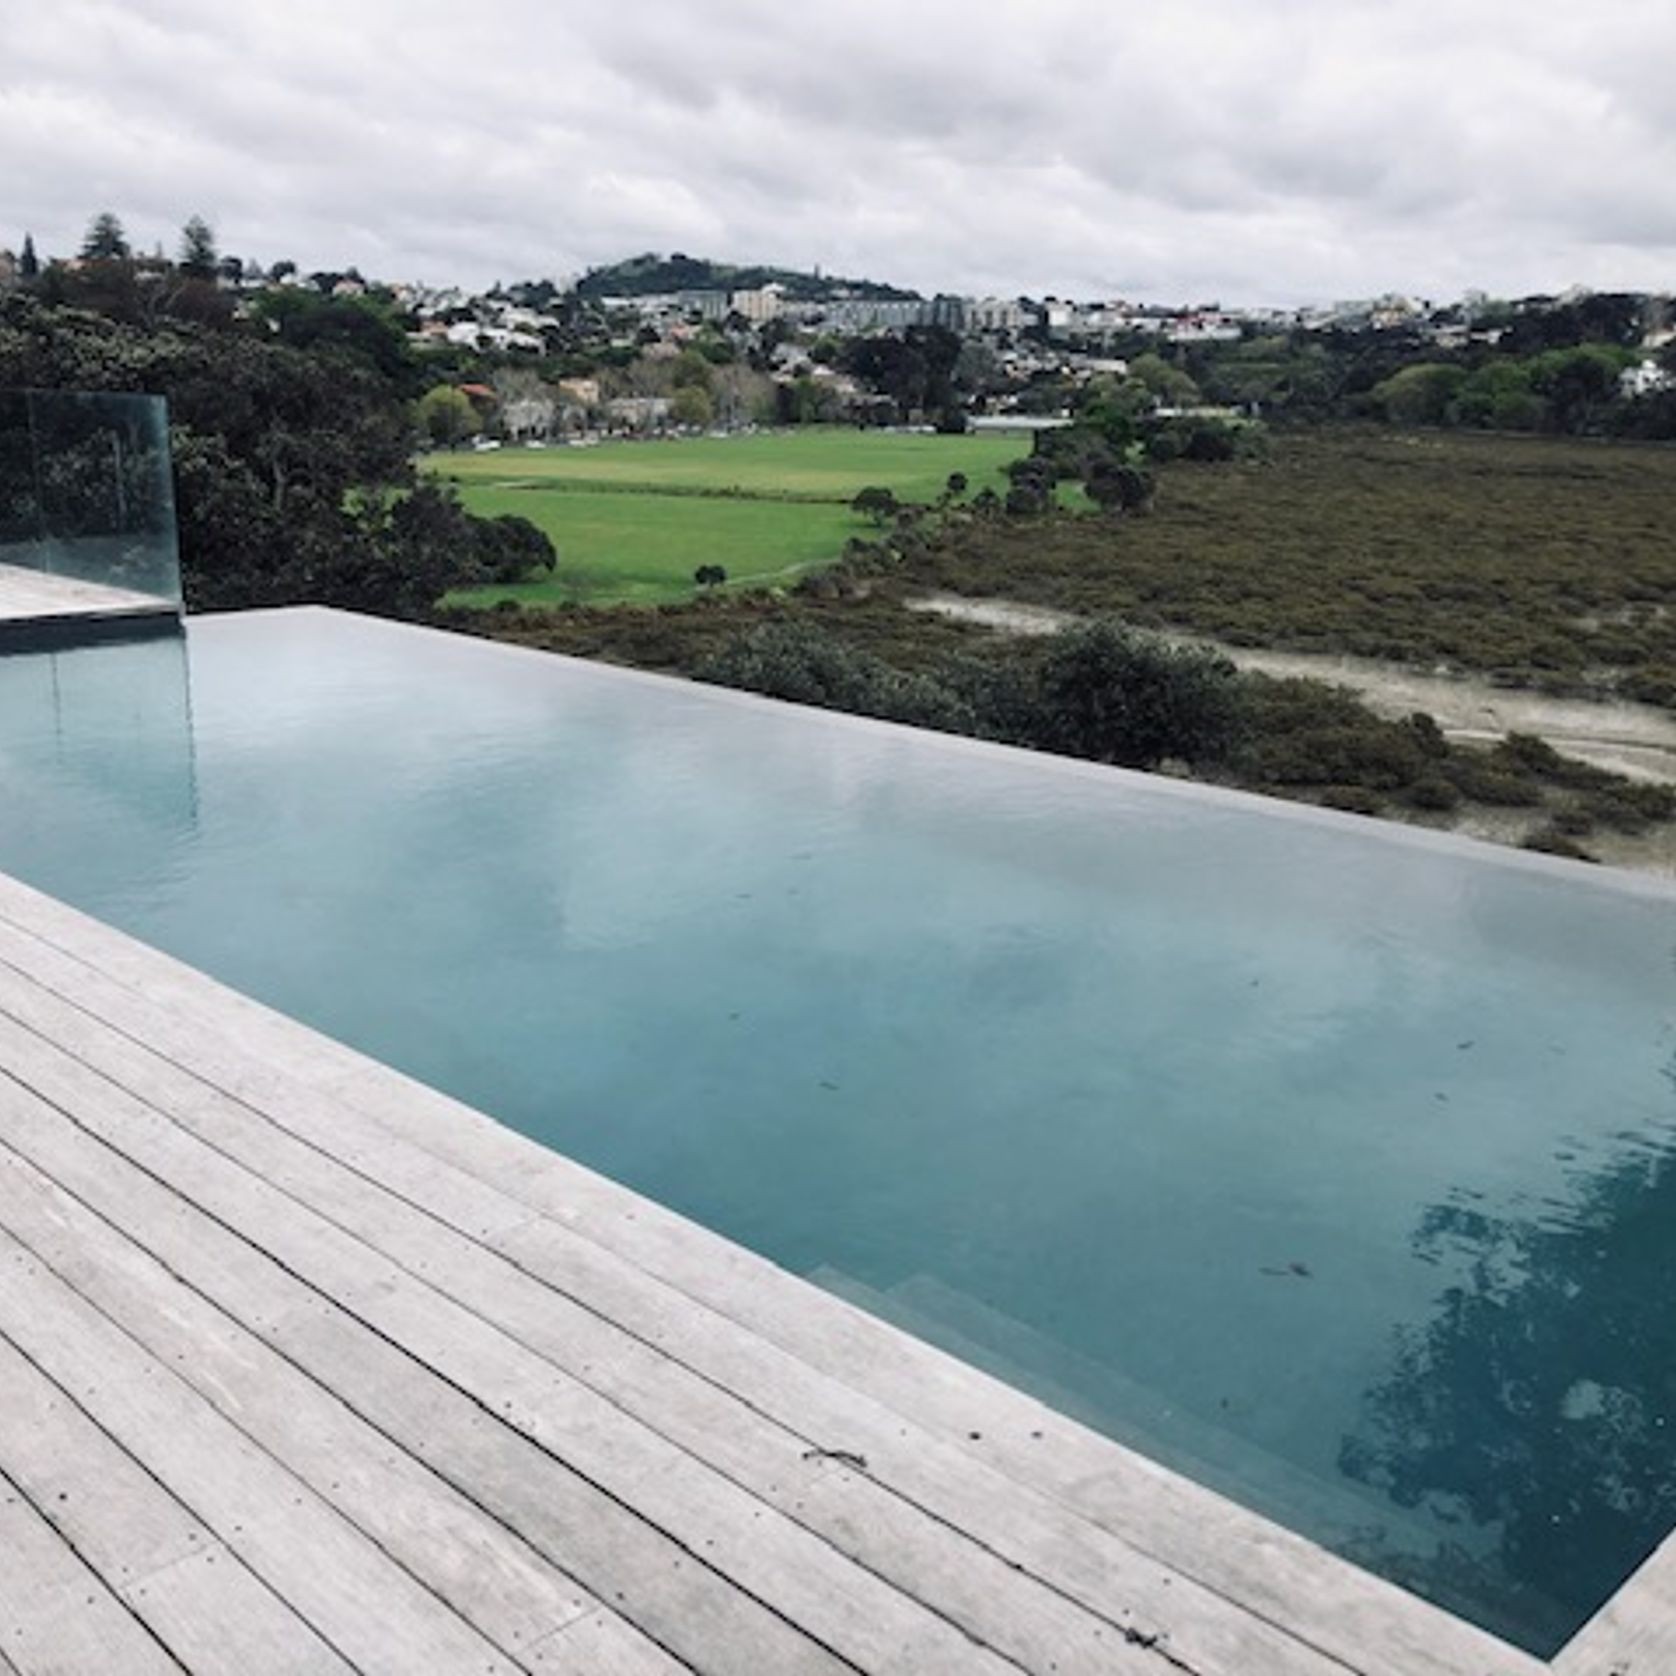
[808,1264,1176,1444]
[807,1264,1447,1566]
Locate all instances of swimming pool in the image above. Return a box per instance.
[1,606,1672,1656]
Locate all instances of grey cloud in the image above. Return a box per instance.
[4,0,1675,302]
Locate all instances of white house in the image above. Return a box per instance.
[1621,359,1674,399]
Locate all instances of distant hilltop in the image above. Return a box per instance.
[574,252,919,303]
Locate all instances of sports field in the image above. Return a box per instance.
[427,428,1026,606]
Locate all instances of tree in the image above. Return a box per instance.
[1128,351,1201,407]
[1034,620,1244,769]
[841,325,961,422]
[178,216,218,280]
[1002,454,1055,516]
[80,212,130,262]
[1086,460,1155,514]
[1370,363,1466,426]
[693,563,728,587]
[416,385,480,447]
[476,512,556,584]
[255,289,418,389]
[945,471,968,498]
[18,234,38,281]
[671,348,715,391]
[671,383,714,429]
[851,485,899,526]
[1531,346,1623,434]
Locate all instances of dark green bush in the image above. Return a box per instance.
[1445,756,1543,806]
[1032,620,1244,769]
[476,512,556,584]
[1406,775,1462,811]
[1521,823,1599,863]
[1319,786,1384,815]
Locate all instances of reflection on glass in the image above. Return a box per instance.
[0,388,182,605]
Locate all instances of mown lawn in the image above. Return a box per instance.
[444,486,866,606]
[427,427,1024,503]
[431,427,1027,606]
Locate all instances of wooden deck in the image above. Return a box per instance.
[0,562,179,634]
[0,865,1653,1675]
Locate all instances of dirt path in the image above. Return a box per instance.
[907,592,1676,786]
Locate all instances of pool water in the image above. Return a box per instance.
[2,607,1674,1655]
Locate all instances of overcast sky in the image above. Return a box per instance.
[5,0,1675,305]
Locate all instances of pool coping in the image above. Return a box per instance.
[298,601,1676,904]
[14,602,1676,1670]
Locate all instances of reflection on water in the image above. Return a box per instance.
[0,632,198,896]
[1339,1096,1676,1653]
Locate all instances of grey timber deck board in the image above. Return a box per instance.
[0,1330,352,1676]
[0,866,1563,1675]
[0,1464,185,1676]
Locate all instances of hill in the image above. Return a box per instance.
[574,252,918,302]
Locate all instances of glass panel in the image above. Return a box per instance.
[0,389,182,607]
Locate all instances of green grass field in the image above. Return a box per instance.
[430,428,1024,501]
[427,428,1026,606]
[444,486,864,606]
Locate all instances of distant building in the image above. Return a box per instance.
[678,289,731,322]
[929,294,967,332]
[729,285,785,324]
[969,414,1072,436]
[1166,313,1242,344]
[966,297,1029,334]
[1620,359,1674,399]
[605,396,673,430]
[502,396,557,440]
[815,297,930,333]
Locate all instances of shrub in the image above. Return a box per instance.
[1548,804,1596,837]
[1031,620,1244,769]
[1319,786,1384,815]
[697,621,976,734]
[1521,823,1599,863]
[1178,420,1240,462]
[1406,775,1462,812]
[1086,461,1156,514]
[1581,783,1676,832]
[1445,755,1542,806]
[1406,712,1450,757]
[476,513,556,584]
